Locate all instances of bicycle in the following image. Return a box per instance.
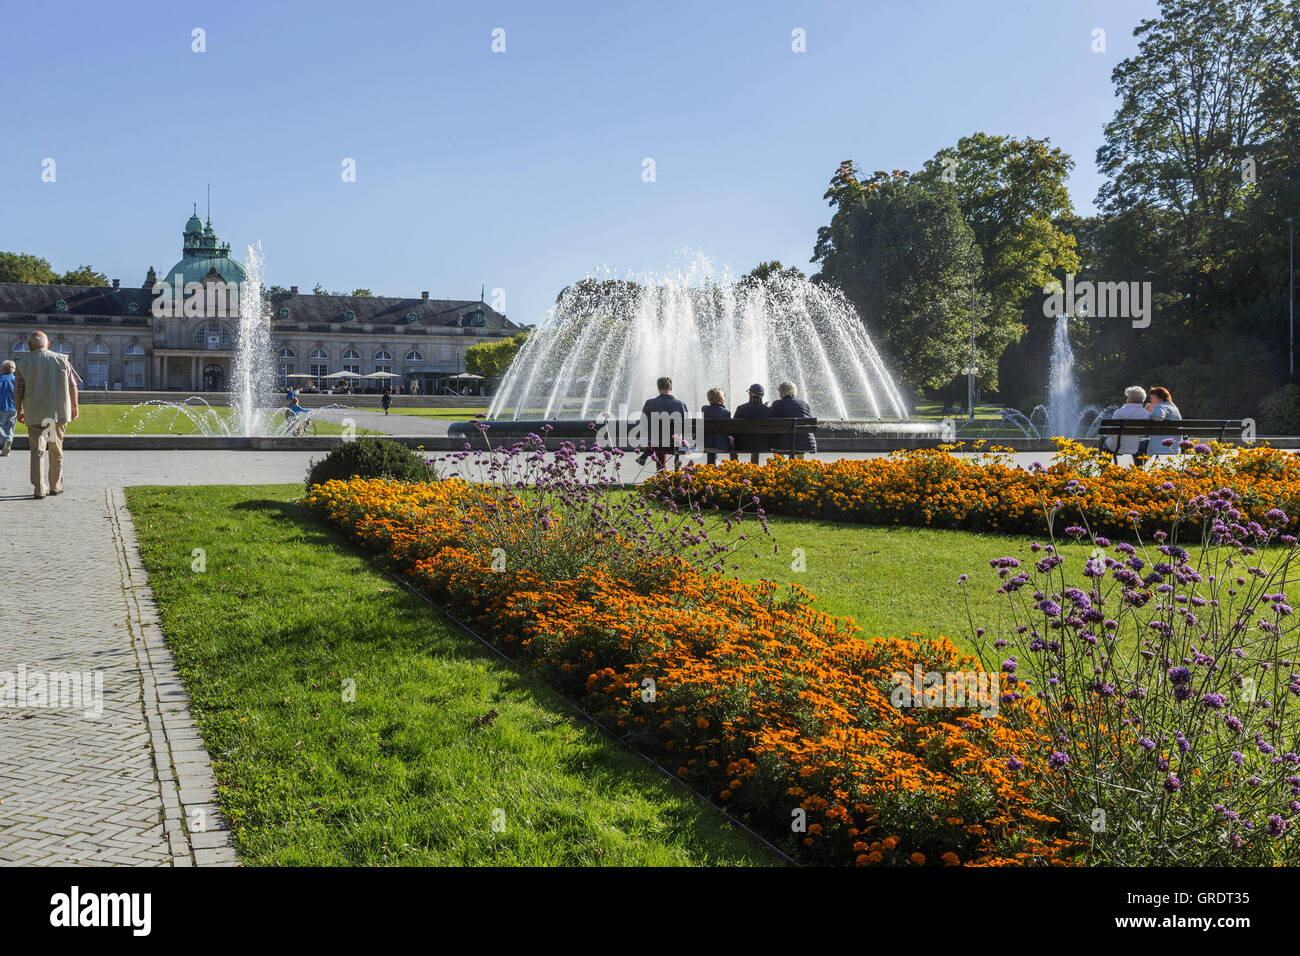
[284,410,317,438]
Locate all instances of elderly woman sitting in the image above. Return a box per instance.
[1104,385,1152,467]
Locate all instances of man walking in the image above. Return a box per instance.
[0,360,16,457]
[14,331,79,498]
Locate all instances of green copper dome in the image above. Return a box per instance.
[165,208,246,286]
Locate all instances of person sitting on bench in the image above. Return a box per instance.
[1105,386,1151,467]
[769,381,816,459]
[1141,385,1183,460]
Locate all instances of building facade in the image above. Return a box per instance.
[0,211,518,394]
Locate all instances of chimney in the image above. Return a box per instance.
[421,291,429,300]
[290,285,299,295]
[112,278,120,289]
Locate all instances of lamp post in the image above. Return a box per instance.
[1288,217,1295,379]
[967,277,978,420]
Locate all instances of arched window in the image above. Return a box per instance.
[12,342,29,353]
[374,350,392,361]
[51,342,71,354]
[341,348,361,375]
[405,351,423,362]
[373,349,393,375]
[87,344,109,387]
[194,323,232,348]
[308,349,328,388]
[342,349,361,360]
[123,345,145,389]
[278,347,295,359]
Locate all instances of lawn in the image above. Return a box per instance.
[387,407,489,421]
[67,404,366,435]
[126,483,776,866]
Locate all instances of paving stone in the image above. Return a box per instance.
[0,484,235,866]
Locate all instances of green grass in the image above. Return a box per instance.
[386,407,489,420]
[66,405,368,435]
[723,519,1027,655]
[126,483,776,866]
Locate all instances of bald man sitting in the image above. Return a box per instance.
[14,331,79,499]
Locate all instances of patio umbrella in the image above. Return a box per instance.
[285,373,316,379]
[323,371,362,378]
[363,371,401,379]
[446,372,485,379]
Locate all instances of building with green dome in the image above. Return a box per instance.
[0,208,517,394]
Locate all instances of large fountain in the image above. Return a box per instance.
[488,261,911,422]
[127,243,305,438]
[999,313,1110,439]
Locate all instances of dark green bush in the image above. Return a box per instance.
[1259,384,1300,435]
[306,438,437,489]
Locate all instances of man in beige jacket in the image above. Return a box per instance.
[14,331,79,499]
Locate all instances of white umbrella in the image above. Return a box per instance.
[285,373,316,379]
[324,370,362,378]
[447,372,485,379]
[364,371,401,379]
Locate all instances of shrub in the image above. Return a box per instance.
[1260,384,1300,436]
[965,488,1300,865]
[306,438,436,489]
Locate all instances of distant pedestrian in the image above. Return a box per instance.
[0,360,16,457]
[732,383,773,464]
[286,385,298,403]
[638,376,689,472]
[382,387,393,415]
[701,388,736,466]
[769,381,816,458]
[14,331,79,498]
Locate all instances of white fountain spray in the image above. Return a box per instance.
[1000,312,1111,438]
[229,243,275,436]
[489,257,909,421]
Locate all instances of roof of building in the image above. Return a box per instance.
[164,209,247,286]
[264,293,515,331]
[0,283,153,316]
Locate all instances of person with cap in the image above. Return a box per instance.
[732,383,773,464]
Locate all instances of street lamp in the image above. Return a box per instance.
[961,366,979,421]
[1288,217,1295,379]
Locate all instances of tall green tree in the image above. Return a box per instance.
[59,265,109,286]
[914,133,1080,407]
[0,252,58,284]
[812,165,990,393]
[465,331,530,378]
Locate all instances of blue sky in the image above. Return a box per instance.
[0,0,1158,325]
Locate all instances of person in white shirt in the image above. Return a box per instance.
[1105,386,1152,467]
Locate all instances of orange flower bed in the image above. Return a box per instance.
[643,441,1300,538]
[304,477,1080,866]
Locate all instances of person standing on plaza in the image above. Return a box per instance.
[381,386,393,415]
[732,383,773,464]
[14,331,79,498]
[0,360,16,457]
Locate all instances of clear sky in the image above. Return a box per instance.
[0,0,1158,325]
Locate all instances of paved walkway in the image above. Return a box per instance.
[0,465,239,866]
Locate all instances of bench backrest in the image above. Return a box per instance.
[1096,418,1243,437]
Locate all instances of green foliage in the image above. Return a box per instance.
[1260,384,1300,434]
[306,438,436,489]
[464,331,529,378]
[59,265,109,286]
[743,260,805,283]
[0,251,58,284]
[812,165,988,390]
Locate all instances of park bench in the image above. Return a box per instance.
[1096,418,1246,466]
[704,417,819,455]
